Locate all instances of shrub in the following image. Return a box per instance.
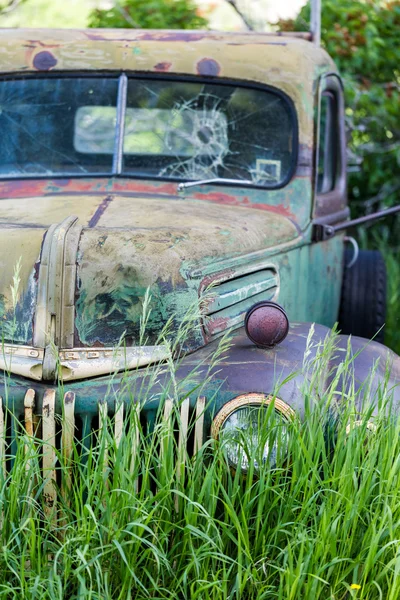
[88,0,208,30]
[279,1,400,243]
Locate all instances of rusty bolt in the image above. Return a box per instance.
[244,301,289,348]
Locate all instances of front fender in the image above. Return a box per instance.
[178,323,400,418]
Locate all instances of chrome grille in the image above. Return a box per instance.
[0,389,206,518]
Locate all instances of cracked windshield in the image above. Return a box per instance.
[0,76,294,186]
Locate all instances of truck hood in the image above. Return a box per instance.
[0,191,299,380]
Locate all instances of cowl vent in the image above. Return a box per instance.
[201,268,279,339]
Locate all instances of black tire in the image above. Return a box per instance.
[338,249,386,343]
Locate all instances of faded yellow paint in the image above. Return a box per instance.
[0,195,101,226]
[0,228,44,307]
[0,29,337,146]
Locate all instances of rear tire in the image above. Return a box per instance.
[338,249,386,343]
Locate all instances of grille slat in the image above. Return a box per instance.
[24,389,36,477]
[161,399,173,462]
[177,398,190,481]
[98,400,109,478]
[130,404,140,493]
[114,401,124,449]
[62,391,75,500]
[23,389,35,437]
[194,396,206,455]
[42,389,57,522]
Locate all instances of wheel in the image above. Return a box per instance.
[338,249,386,343]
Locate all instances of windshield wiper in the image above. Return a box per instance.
[177,178,253,192]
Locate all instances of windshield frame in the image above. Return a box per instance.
[0,71,299,190]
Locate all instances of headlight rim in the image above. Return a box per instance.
[211,392,295,441]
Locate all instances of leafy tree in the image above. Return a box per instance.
[88,0,208,30]
[279,1,400,243]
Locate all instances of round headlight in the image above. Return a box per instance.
[211,394,295,471]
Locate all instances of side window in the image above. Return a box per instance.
[317,91,338,194]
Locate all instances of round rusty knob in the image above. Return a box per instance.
[244,301,289,348]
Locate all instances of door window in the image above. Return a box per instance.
[317,91,338,194]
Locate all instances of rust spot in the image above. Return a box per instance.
[196,58,221,77]
[192,191,296,220]
[154,61,172,72]
[227,41,287,46]
[64,391,75,405]
[84,31,206,43]
[32,51,57,71]
[205,315,230,338]
[88,195,114,227]
[0,178,172,200]
[43,493,54,508]
[27,39,61,48]
[199,268,236,295]
[139,32,206,42]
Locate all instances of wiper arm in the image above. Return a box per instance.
[177,178,253,192]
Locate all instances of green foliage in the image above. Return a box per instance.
[88,0,208,30]
[279,1,400,243]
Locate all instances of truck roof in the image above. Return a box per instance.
[0,28,335,81]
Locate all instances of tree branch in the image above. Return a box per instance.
[225,0,254,31]
[115,3,140,28]
[0,0,26,15]
[352,182,400,212]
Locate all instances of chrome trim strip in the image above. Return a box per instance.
[59,345,169,381]
[0,344,44,381]
[0,343,169,382]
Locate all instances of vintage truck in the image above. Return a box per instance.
[0,28,399,496]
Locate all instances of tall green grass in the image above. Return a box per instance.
[384,249,400,354]
[1,326,400,600]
